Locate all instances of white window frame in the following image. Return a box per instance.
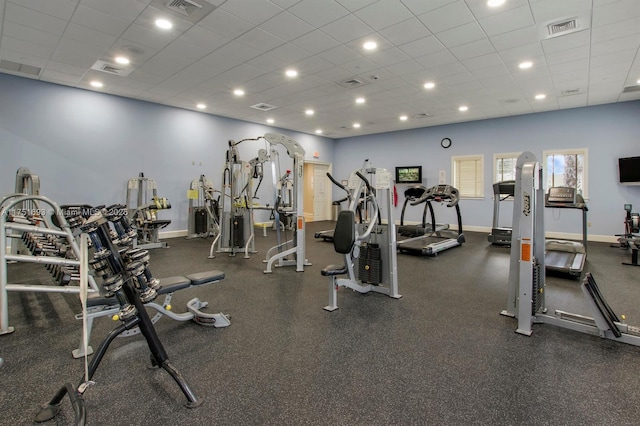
[452,154,484,199]
[493,152,521,183]
[542,148,589,200]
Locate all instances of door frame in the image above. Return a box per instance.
[303,160,333,222]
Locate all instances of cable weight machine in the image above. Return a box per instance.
[501,152,640,346]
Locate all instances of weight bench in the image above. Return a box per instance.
[72,270,230,358]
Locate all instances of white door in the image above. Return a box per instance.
[312,164,331,221]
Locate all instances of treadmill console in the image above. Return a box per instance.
[414,184,460,207]
[547,187,576,204]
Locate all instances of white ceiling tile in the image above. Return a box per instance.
[436,21,485,48]
[7,0,77,20]
[591,16,640,44]
[5,1,68,35]
[181,26,231,52]
[417,1,475,33]
[2,36,54,60]
[384,59,424,76]
[71,5,131,37]
[245,53,285,73]
[220,0,284,25]
[288,0,350,27]
[81,0,146,22]
[591,49,636,69]
[2,20,60,50]
[556,93,588,108]
[120,23,176,51]
[414,49,458,69]
[541,29,590,54]
[292,55,335,74]
[317,45,360,66]
[399,35,446,58]
[593,34,640,57]
[478,4,535,37]
[269,0,304,8]
[400,0,457,16]
[214,40,262,63]
[499,42,545,63]
[490,26,540,51]
[471,64,510,79]
[198,9,254,38]
[450,39,496,61]
[460,52,503,70]
[341,56,380,75]
[236,27,285,52]
[378,17,431,46]
[319,14,373,43]
[529,0,592,23]
[259,11,315,42]
[593,0,640,27]
[545,45,589,66]
[267,42,311,63]
[62,23,117,49]
[335,0,380,12]
[353,0,413,31]
[464,0,529,20]
[291,30,341,54]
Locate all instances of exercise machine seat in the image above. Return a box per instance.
[185,270,225,285]
[333,210,356,254]
[321,264,348,276]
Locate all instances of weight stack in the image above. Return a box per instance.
[194,208,207,234]
[231,215,244,247]
[532,258,543,314]
[357,243,382,285]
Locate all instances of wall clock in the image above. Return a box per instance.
[441,137,452,149]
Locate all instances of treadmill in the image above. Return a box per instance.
[544,186,588,277]
[397,184,465,256]
[487,180,515,246]
[397,185,449,238]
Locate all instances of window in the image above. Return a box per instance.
[493,152,520,183]
[452,154,484,198]
[543,148,588,198]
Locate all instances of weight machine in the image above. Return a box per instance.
[321,160,401,311]
[187,174,219,239]
[501,152,640,346]
[126,173,171,249]
[613,204,640,266]
[209,133,310,272]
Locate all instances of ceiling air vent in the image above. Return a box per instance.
[91,60,133,77]
[250,103,277,111]
[0,59,41,77]
[150,0,218,24]
[413,113,431,119]
[337,77,370,89]
[560,88,581,96]
[548,19,576,36]
[623,85,640,93]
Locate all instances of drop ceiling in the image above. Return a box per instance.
[1,0,639,138]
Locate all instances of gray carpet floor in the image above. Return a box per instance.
[1,221,639,425]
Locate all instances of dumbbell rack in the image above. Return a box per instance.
[0,194,99,335]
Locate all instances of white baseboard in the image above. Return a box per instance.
[159,229,188,239]
[398,221,619,244]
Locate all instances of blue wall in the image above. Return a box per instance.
[2,72,639,240]
[0,73,334,232]
[333,102,640,239]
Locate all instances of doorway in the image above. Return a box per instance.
[303,161,332,222]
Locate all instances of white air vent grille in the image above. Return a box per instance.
[91,60,133,76]
[337,77,370,89]
[150,0,217,23]
[561,88,581,96]
[548,19,576,35]
[0,59,41,76]
[166,0,202,16]
[250,103,277,111]
[623,85,640,93]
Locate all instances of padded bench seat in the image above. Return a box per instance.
[86,270,225,307]
[321,264,348,277]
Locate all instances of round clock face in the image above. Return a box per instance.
[441,138,452,148]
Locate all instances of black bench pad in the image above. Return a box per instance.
[186,270,225,285]
[321,264,348,276]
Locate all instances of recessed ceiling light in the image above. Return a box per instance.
[353,122,361,128]
[233,89,245,96]
[114,56,130,65]
[90,81,103,88]
[315,129,323,134]
[355,97,365,104]
[399,115,408,121]
[519,61,533,69]
[196,103,206,109]
[305,109,314,116]
[267,118,274,124]
[534,94,546,100]
[363,41,377,50]
[637,78,640,84]
[459,106,469,112]
[155,18,172,29]
[285,69,298,78]
[424,82,435,89]
[487,0,506,7]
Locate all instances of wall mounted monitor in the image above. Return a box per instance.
[618,156,640,185]
[395,166,422,184]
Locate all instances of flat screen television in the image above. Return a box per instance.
[618,156,640,185]
[395,166,422,184]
